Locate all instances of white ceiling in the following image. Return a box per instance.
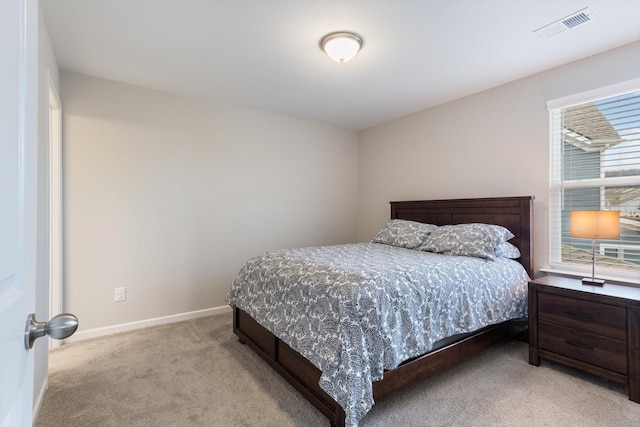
[41,0,640,130]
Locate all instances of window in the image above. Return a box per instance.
[549,80,640,281]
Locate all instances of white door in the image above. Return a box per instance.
[0,0,39,425]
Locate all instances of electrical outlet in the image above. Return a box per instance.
[114,287,126,302]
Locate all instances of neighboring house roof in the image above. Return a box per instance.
[564,102,623,152]
[621,217,640,233]
[606,184,640,210]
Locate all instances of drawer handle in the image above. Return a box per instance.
[564,311,593,321]
[564,340,593,351]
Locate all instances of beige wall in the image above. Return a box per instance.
[60,40,639,334]
[61,72,359,331]
[357,41,640,275]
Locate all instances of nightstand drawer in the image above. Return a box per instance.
[538,292,626,340]
[539,322,627,374]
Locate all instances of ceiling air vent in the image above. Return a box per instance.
[533,7,595,39]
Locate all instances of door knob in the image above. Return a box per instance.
[24,313,79,349]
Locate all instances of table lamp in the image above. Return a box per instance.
[570,210,620,286]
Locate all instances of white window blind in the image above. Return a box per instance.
[549,84,640,279]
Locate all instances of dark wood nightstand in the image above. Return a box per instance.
[528,275,640,403]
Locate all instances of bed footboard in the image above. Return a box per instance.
[233,307,525,426]
[233,307,346,427]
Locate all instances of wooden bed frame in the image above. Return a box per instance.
[232,196,534,426]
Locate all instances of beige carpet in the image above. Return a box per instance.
[36,313,640,427]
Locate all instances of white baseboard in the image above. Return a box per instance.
[64,305,232,343]
[33,378,48,426]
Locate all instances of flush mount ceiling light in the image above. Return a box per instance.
[319,31,364,63]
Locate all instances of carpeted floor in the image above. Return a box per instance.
[36,313,640,426]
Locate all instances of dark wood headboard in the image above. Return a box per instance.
[390,196,534,277]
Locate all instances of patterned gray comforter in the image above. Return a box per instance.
[226,243,529,426]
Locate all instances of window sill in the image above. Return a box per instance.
[540,267,640,287]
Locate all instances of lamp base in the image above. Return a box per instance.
[582,277,605,286]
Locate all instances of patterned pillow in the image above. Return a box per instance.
[371,220,437,249]
[418,223,515,260]
[495,241,521,259]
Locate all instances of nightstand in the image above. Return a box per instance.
[528,275,640,403]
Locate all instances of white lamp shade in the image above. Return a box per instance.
[320,32,363,63]
[570,210,620,239]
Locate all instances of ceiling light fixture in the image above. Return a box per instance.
[319,31,364,63]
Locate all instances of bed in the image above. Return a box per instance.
[227,196,534,426]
